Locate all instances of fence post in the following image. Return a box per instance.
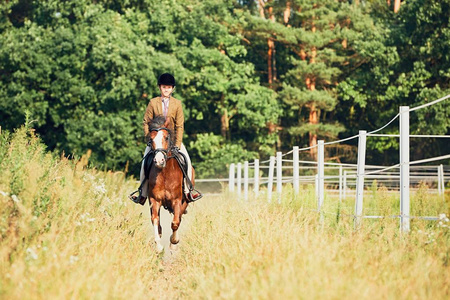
[254,159,260,198]
[339,165,343,203]
[244,161,249,201]
[354,130,367,229]
[440,164,445,199]
[315,174,319,199]
[229,163,235,193]
[237,163,242,200]
[343,170,348,200]
[438,166,442,195]
[267,156,275,203]
[277,152,282,204]
[293,146,299,195]
[317,140,325,212]
[400,106,410,233]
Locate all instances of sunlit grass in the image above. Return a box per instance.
[167,193,449,299]
[0,127,449,299]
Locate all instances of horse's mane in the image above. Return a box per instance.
[148,115,168,131]
[148,115,175,147]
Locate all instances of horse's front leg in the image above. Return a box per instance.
[170,200,183,250]
[150,199,164,253]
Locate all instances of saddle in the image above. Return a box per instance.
[172,149,202,201]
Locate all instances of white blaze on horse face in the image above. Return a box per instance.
[153,130,166,167]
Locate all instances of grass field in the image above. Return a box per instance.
[0,127,449,299]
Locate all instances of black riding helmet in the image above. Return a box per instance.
[158,73,176,86]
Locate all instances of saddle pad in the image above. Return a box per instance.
[174,151,188,176]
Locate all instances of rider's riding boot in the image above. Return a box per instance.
[138,196,147,205]
[129,195,147,206]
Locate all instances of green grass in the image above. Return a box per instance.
[0,127,449,299]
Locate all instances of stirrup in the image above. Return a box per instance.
[188,189,203,202]
[128,190,139,203]
[128,190,146,205]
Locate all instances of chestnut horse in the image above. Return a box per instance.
[146,115,192,252]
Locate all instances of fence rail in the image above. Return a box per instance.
[225,95,450,232]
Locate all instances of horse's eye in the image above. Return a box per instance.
[165,136,169,141]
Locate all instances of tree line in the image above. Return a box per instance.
[1,0,449,178]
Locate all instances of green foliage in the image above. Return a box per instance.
[0,0,280,177]
[336,0,450,164]
[0,0,449,176]
[0,2,158,175]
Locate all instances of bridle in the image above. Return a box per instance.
[148,127,173,160]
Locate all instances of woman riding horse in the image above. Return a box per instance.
[129,73,202,251]
[131,73,202,205]
[145,115,192,252]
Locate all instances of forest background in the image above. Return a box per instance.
[0,0,449,178]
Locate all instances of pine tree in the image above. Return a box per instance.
[279,0,358,156]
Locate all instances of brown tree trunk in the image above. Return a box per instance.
[259,0,281,146]
[387,0,401,12]
[281,1,291,83]
[220,110,230,140]
[220,94,230,140]
[268,38,274,88]
[257,1,274,87]
[258,0,265,18]
[306,76,318,158]
[284,2,291,25]
[273,41,277,82]
[394,0,401,13]
[309,106,318,156]
[307,23,318,158]
[268,5,276,87]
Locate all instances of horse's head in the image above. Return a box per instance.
[147,115,173,169]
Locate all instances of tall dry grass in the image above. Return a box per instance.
[0,127,449,299]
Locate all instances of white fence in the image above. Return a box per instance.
[227,95,450,232]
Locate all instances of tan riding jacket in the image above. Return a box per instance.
[143,96,184,148]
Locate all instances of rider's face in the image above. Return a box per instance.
[159,85,174,98]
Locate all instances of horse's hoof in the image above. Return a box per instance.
[170,234,179,245]
[155,243,164,253]
[169,243,178,251]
